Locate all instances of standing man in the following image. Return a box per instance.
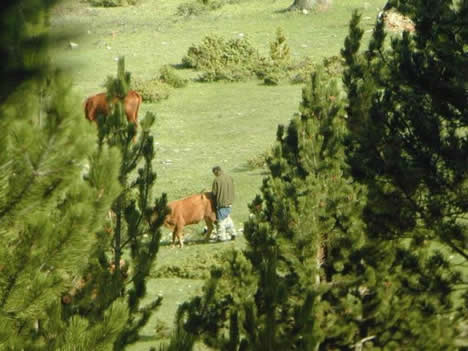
[211,166,237,241]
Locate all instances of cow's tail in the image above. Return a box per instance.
[84,97,92,121]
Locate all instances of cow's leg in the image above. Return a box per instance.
[170,224,178,248]
[171,229,177,249]
[173,225,184,248]
[204,218,214,241]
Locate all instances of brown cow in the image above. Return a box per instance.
[160,192,217,248]
[84,90,142,126]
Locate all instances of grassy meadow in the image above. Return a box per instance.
[50,0,387,348]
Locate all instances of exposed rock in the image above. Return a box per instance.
[383,10,415,33]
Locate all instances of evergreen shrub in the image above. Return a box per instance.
[176,0,222,16]
[176,0,244,16]
[131,77,171,103]
[87,0,138,7]
[176,2,207,16]
[151,264,210,279]
[246,150,270,169]
[182,35,260,82]
[322,55,344,77]
[262,70,281,86]
[159,65,188,88]
[255,28,292,85]
[182,29,299,84]
[199,0,223,9]
[269,28,291,69]
[288,55,344,84]
[73,58,169,349]
[151,251,225,279]
[289,57,317,84]
[153,319,172,340]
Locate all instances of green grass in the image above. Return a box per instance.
[52,0,381,97]
[149,80,302,221]
[50,0,387,349]
[131,241,241,350]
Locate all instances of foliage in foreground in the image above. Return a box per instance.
[168,69,366,350]
[63,57,169,350]
[343,0,468,337]
[160,0,465,349]
[86,0,139,8]
[0,1,127,349]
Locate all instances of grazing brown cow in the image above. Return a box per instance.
[161,192,217,248]
[84,90,142,126]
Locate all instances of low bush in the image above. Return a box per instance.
[151,251,224,279]
[181,30,342,86]
[269,28,291,69]
[288,56,317,84]
[322,55,345,77]
[263,72,281,86]
[288,55,344,84]
[182,35,260,82]
[181,35,224,69]
[153,319,172,340]
[182,29,297,84]
[176,1,207,16]
[176,0,243,16]
[246,150,271,169]
[86,0,138,7]
[131,78,171,103]
[176,0,223,17]
[159,65,188,88]
[199,0,224,9]
[151,264,209,279]
[256,28,293,85]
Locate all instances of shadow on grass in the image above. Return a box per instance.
[170,63,190,70]
[273,6,293,14]
[232,164,269,176]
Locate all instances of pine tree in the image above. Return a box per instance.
[0,1,128,349]
[269,28,291,69]
[168,2,464,348]
[172,67,374,350]
[345,0,467,257]
[64,56,169,350]
[341,1,465,348]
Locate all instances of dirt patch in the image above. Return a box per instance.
[383,10,415,33]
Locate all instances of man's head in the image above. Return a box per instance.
[212,166,222,176]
